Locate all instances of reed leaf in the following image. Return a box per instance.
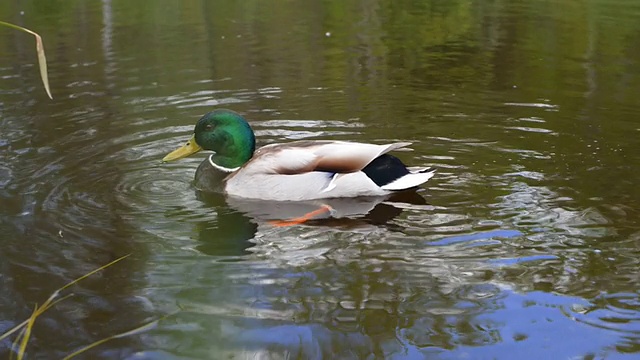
[62,311,178,360]
[0,254,130,358]
[0,20,53,99]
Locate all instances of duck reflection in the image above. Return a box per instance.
[193,187,430,257]
[193,191,257,256]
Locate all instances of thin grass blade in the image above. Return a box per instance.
[16,304,38,360]
[9,326,27,360]
[62,312,177,360]
[0,254,130,356]
[33,33,52,99]
[0,319,29,342]
[57,254,131,294]
[0,20,52,99]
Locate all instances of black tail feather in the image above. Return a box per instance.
[362,154,410,187]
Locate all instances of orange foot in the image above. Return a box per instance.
[269,204,334,227]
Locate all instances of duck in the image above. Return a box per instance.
[163,109,435,201]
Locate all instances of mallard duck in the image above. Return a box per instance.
[163,109,435,201]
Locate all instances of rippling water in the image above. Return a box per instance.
[1,0,639,358]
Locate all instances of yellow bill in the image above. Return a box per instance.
[163,135,203,162]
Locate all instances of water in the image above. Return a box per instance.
[1,0,639,358]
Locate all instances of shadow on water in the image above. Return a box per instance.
[178,190,541,358]
[194,189,432,257]
[193,191,257,257]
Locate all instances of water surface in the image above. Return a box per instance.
[1,0,639,358]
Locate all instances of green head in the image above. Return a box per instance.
[163,109,255,169]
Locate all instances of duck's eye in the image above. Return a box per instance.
[205,124,213,130]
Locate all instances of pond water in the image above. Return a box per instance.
[1,0,639,359]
